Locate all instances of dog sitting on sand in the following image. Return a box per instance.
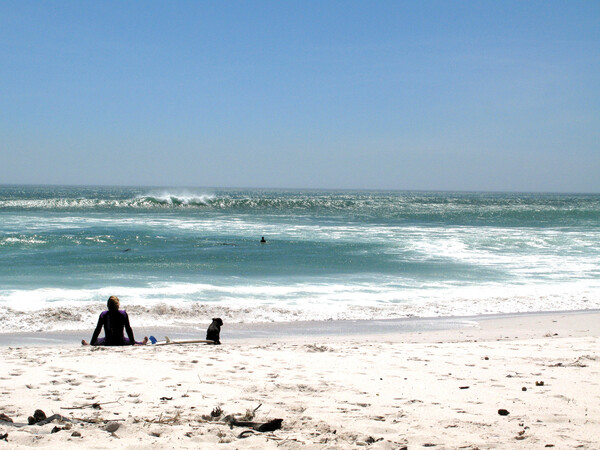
[206,318,223,344]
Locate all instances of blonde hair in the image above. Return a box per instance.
[107,296,120,312]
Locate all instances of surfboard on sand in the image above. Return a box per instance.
[149,335,217,346]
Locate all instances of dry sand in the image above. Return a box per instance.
[1,311,599,449]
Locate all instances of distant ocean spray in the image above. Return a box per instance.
[1,185,599,333]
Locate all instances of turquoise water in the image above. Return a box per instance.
[1,186,599,332]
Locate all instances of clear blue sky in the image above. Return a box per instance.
[1,1,598,192]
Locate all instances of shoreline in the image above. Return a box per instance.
[1,308,599,347]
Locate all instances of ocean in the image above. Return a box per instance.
[1,185,599,334]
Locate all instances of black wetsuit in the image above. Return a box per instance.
[90,310,137,346]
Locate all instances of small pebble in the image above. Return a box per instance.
[105,421,120,433]
[498,409,510,416]
[71,431,82,437]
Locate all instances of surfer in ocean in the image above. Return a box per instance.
[81,296,148,346]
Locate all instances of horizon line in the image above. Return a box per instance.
[0,183,598,196]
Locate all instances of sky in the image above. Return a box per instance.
[1,1,599,192]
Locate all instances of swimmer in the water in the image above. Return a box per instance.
[260,236,266,243]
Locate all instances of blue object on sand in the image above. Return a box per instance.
[149,336,157,344]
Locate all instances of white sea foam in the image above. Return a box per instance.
[1,280,599,333]
[1,236,47,245]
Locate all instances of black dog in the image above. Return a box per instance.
[206,318,223,344]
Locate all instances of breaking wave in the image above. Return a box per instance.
[2,188,599,228]
[1,280,598,333]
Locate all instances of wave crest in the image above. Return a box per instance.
[2,190,599,226]
[137,192,214,207]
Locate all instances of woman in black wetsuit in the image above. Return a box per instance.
[82,296,148,346]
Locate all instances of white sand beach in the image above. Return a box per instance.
[1,311,599,449]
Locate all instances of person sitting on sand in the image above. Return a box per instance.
[82,296,148,346]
